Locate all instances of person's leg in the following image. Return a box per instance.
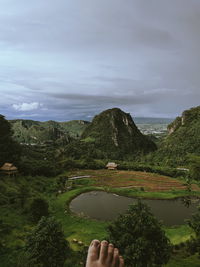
[86,240,124,267]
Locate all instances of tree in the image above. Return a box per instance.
[187,206,200,256]
[18,184,30,208]
[29,198,49,223]
[25,216,70,267]
[0,114,21,165]
[188,155,200,181]
[107,201,172,267]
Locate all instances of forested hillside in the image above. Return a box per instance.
[151,106,200,166]
[80,108,157,159]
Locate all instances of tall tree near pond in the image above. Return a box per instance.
[187,206,200,256]
[25,216,70,267]
[107,201,172,267]
[188,154,200,181]
[29,198,49,223]
[0,115,21,166]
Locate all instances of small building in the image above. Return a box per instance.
[0,163,18,176]
[106,162,118,170]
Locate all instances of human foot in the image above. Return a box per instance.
[86,240,124,267]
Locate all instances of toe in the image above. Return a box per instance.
[107,243,114,263]
[119,256,124,267]
[87,239,100,261]
[99,240,108,262]
[111,248,120,267]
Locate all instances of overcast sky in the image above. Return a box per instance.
[0,0,200,121]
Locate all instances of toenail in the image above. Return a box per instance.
[101,240,108,246]
[109,243,114,247]
[92,240,100,247]
[114,248,119,253]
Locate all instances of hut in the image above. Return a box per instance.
[0,163,18,176]
[106,162,118,170]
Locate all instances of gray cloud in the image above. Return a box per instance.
[0,0,200,121]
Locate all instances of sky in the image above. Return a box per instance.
[0,0,200,121]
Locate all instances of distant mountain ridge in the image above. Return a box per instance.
[9,119,89,145]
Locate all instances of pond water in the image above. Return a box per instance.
[70,191,200,226]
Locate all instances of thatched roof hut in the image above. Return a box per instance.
[0,163,18,176]
[106,162,118,170]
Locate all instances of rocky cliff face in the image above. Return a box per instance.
[81,108,157,158]
[167,117,182,134]
[168,106,200,134]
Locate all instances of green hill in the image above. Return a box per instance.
[59,120,90,138]
[9,119,90,145]
[81,108,157,159]
[155,106,200,165]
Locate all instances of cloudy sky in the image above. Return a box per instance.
[0,0,200,121]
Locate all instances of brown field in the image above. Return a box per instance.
[68,169,200,192]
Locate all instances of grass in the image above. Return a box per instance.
[165,254,200,267]
[52,187,108,249]
[165,225,194,245]
[52,185,197,249]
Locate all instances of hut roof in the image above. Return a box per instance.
[106,162,118,168]
[0,163,18,171]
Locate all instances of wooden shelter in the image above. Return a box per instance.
[0,163,18,176]
[106,162,118,170]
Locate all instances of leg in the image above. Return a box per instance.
[86,240,124,267]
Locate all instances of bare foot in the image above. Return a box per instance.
[86,240,124,267]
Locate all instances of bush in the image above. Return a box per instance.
[29,198,49,223]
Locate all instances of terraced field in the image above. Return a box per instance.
[68,169,200,192]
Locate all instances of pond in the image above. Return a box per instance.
[70,191,200,226]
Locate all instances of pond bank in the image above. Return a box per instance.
[53,186,199,247]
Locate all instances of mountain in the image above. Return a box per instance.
[9,119,90,145]
[10,120,71,145]
[156,105,200,165]
[81,108,157,158]
[59,120,90,138]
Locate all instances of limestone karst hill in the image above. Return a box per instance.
[156,105,200,164]
[81,108,157,158]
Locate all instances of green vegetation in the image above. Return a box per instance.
[187,206,200,256]
[152,106,200,166]
[29,198,49,223]
[10,119,89,145]
[10,119,71,146]
[60,120,90,138]
[107,201,172,266]
[165,225,194,245]
[23,216,70,267]
[0,174,199,266]
[0,115,21,166]
[1,108,200,266]
[81,108,157,159]
[188,155,200,181]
